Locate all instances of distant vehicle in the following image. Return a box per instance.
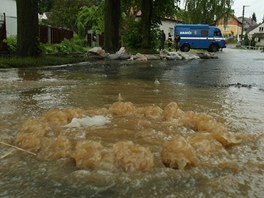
[174,24,226,52]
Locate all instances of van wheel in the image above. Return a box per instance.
[180,44,190,52]
[209,44,219,52]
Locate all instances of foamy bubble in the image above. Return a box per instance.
[161,135,199,169]
[64,116,111,128]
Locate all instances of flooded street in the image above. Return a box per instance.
[1,48,264,197]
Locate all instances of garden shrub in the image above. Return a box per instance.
[3,36,17,54]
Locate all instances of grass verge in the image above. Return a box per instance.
[0,54,89,68]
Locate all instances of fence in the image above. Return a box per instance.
[39,25,73,44]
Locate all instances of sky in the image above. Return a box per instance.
[233,0,264,22]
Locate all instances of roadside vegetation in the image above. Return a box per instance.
[0,35,89,68]
[0,55,88,68]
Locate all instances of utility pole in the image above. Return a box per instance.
[241,5,250,42]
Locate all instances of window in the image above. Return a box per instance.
[224,26,229,31]
[259,27,264,32]
[201,30,208,37]
[214,31,222,37]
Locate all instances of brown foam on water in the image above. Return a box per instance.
[187,133,228,157]
[182,111,226,133]
[162,102,184,120]
[41,108,85,125]
[135,105,163,119]
[109,101,135,116]
[38,135,73,160]
[72,140,105,169]
[15,101,245,172]
[15,120,52,152]
[211,131,242,147]
[181,111,241,147]
[113,141,154,172]
[161,135,199,169]
[71,140,154,172]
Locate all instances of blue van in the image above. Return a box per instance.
[174,24,226,52]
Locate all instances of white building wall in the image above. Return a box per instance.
[248,23,264,46]
[0,0,17,36]
[159,19,177,39]
[248,23,264,38]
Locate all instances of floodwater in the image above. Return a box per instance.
[1,48,264,197]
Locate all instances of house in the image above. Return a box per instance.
[216,13,242,41]
[247,23,264,46]
[0,0,17,37]
[238,16,257,35]
[159,17,182,39]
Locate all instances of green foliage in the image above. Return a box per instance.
[76,4,104,38]
[121,18,160,51]
[250,38,256,47]
[120,0,180,50]
[184,0,233,24]
[121,0,141,16]
[48,0,91,31]
[40,35,88,54]
[121,19,142,49]
[175,9,192,24]
[3,37,17,54]
[0,55,88,68]
[244,33,250,46]
[252,12,257,23]
[152,0,179,25]
[151,23,162,50]
[39,0,54,14]
[120,1,142,48]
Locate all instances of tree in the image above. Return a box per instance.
[141,0,152,48]
[16,0,40,56]
[104,0,179,50]
[252,12,257,23]
[49,0,91,32]
[140,0,180,49]
[76,4,104,38]
[244,33,249,46]
[104,0,121,52]
[152,0,179,24]
[184,0,233,24]
[38,0,54,14]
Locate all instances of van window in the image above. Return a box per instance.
[201,30,208,37]
[214,31,222,37]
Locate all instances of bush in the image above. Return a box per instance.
[3,36,17,54]
[122,19,142,49]
[40,35,88,54]
[250,38,256,47]
[121,18,160,51]
[243,33,250,46]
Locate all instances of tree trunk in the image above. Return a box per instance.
[16,0,40,57]
[141,0,152,49]
[104,0,121,53]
